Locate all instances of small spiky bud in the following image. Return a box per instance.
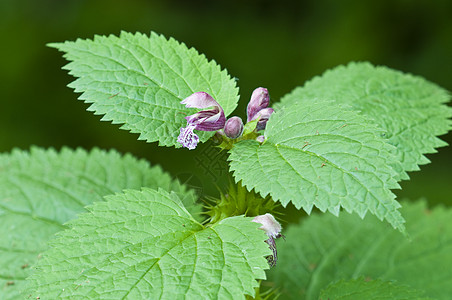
[203,181,280,224]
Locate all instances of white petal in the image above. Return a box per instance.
[181,92,220,109]
[252,213,282,238]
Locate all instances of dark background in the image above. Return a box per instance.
[1,0,451,211]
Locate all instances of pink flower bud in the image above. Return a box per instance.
[252,107,274,131]
[247,87,269,122]
[224,116,244,139]
[256,135,265,143]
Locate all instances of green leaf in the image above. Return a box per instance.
[229,100,405,231]
[49,31,239,147]
[269,201,452,300]
[277,62,452,172]
[319,278,431,300]
[26,188,271,299]
[0,147,200,299]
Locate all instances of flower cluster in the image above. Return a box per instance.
[178,87,275,149]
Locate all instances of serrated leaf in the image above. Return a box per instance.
[0,147,200,299]
[319,278,431,300]
[277,62,452,172]
[229,100,405,231]
[26,188,271,299]
[49,31,239,147]
[269,201,452,300]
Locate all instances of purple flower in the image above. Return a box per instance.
[251,107,274,131]
[224,116,244,139]
[247,87,270,122]
[178,92,226,150]
[252,213,283,267]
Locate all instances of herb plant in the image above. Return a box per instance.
[1,31,451,299]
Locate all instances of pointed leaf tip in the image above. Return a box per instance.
[54,31,239,147]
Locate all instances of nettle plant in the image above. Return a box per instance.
[2,31,452,300]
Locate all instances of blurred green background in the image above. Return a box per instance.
[1,0,451,211]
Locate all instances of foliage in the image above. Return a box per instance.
[26,188,270,299]
[0,147,200,299]
[270,201,452,300]
[49,31,239,147]
[319,278,431,300]
[276,62,452,173]
[229,99,405,231]
[0,31,450,299]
